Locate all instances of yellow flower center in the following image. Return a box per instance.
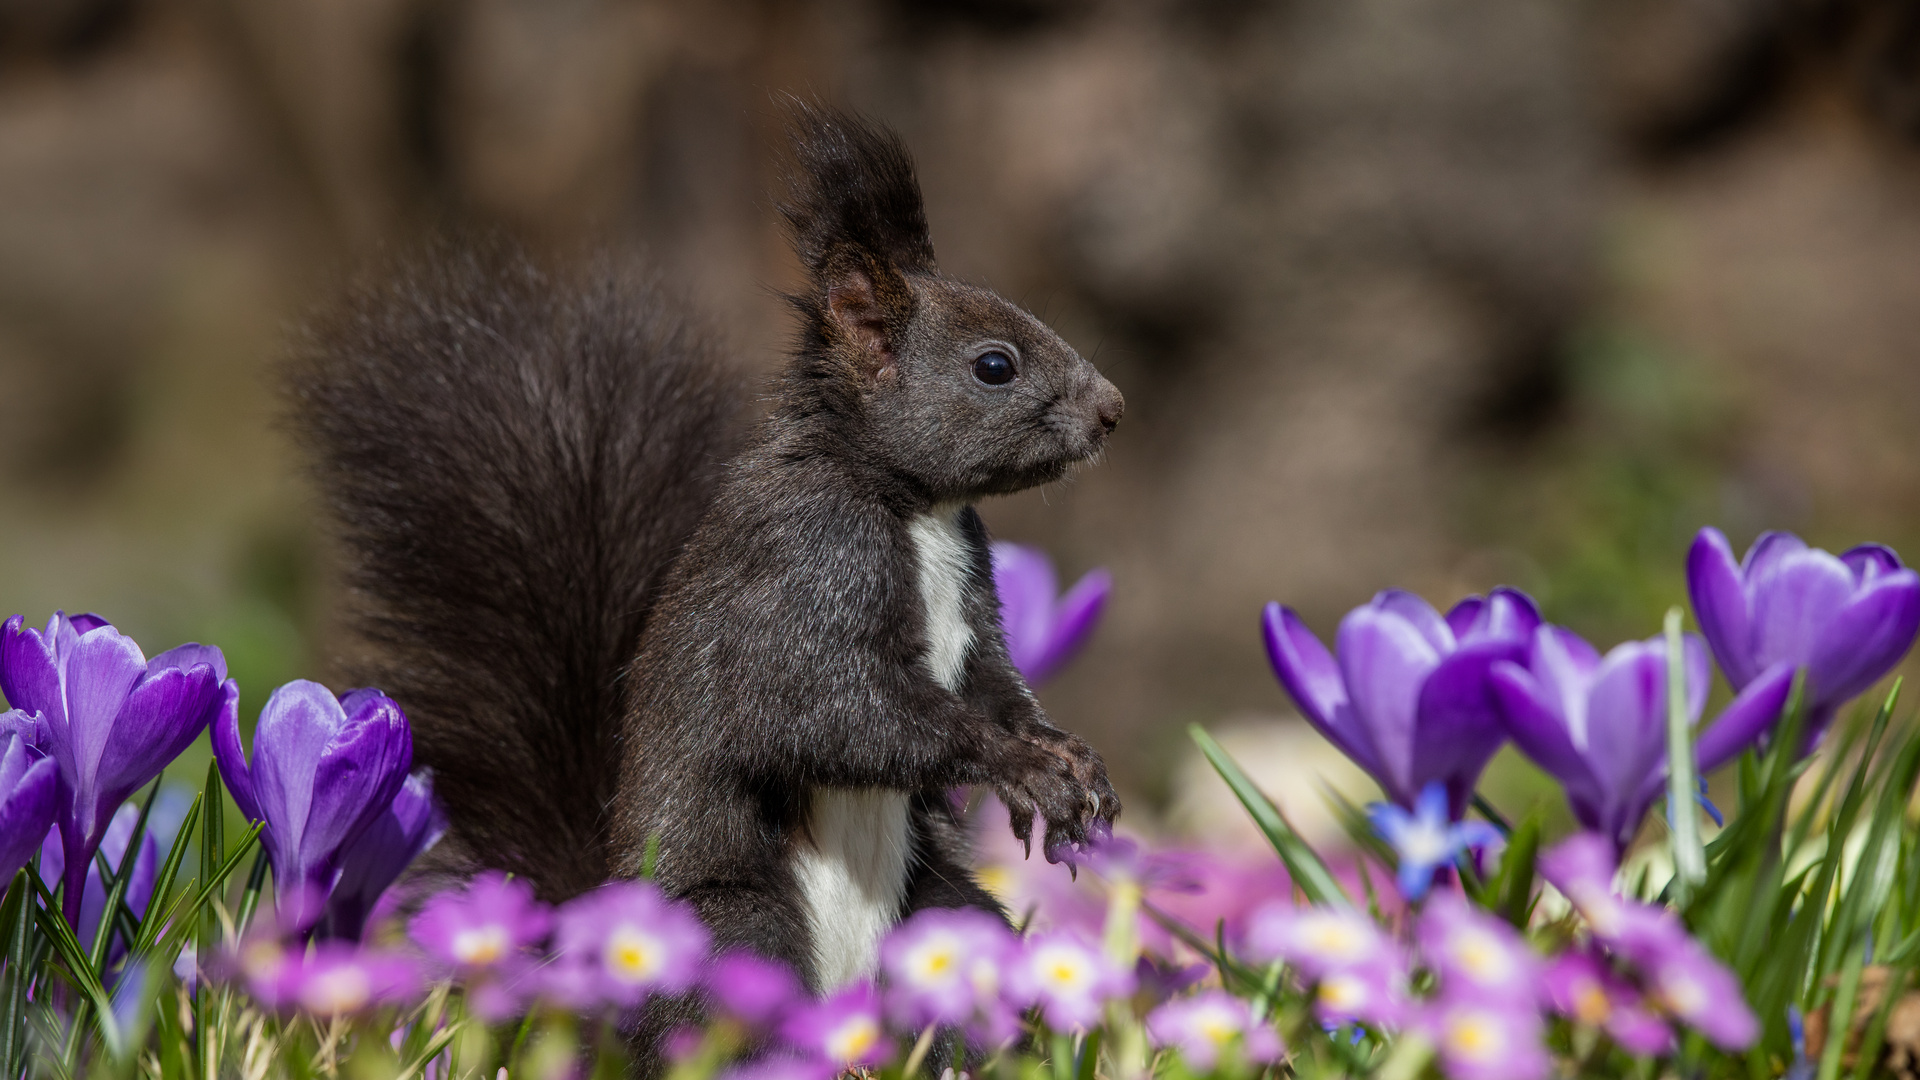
[825,1014,880,1062]
[1300,913,1368,963]
[452,925,510,967]
[1575,983,1612,1025]
[1452,929,1512,983]
[1194,1005,1242,1046]
[906,934,962,986]
[1036,945,1093,993]
[300,968,371,1016]
[1444,1011,1507,1063]
[604,925,663,983]
[1317,973,1366,1011]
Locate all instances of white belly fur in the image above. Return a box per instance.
[795,507,976,987]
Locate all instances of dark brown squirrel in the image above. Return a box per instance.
[287,104,1123,1002]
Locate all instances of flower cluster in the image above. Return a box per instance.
[1239,831,1753,1080]
[1267,528,1918,855]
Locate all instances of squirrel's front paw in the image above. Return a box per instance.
[994,727,1120,867]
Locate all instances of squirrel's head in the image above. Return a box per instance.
[779,103,1123,502]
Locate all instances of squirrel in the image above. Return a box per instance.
[286,105,1124,999]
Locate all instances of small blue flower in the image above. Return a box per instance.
[1367,782,1501,901]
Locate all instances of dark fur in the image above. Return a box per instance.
[286,238,748,901]
[291,104,1124,1057]
[610,103,1124,976]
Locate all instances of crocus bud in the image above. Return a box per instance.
[212,680,412,932]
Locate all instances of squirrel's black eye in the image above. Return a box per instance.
[972,350,1016,386]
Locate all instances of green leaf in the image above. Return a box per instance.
[131,792,202,957]
[0,869,34,1080]
[1494,811,1542,928]
[28,875,114,1047]
[1189,724,1349,906]
[1816,936,1867,1080]
[1665,607,1705,898]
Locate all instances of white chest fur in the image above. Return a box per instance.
[793,509,976,987]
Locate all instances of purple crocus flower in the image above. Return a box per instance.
[1008,929,1135,1030]
[1369,782,1502,902]
[1689,527,1920,746]
[324,771,446,941]
[1418,996,1550,1080]
[1416,892,1541,1005]
[212,680,412,931]
[880,907,1019,1043]
[992,542,1111,684]
[0,612,232,924]
[707,950,804,1028]
[411,872,553,969]
[410,871,552,1019]
[1492,627,1794,854]
[1264,588,1540,816]
[779,982,890,1068]
[1543,950,1673,1056]
[547,880,710,1009]
[0,729,56,883]
[1146,989,1285,1070]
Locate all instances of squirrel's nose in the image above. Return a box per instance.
[1094,385,1124,436]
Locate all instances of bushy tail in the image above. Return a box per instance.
[285,236,747,901]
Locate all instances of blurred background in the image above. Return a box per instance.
[5,0,1920,833]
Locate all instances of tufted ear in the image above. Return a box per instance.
[780,102,933,379]
[779,101,936,279]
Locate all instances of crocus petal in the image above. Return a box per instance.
[1688,528,1756,689]
[1804,569,1920,709]
[1444,597,1483,641]
[0,616,65,731]
[326,771,446,941]
[1490,662,1604,818]
[1337,603,1445,801]
[1263,604,1383,778]
[252,680,351,883]
[1410,644,1518,816]
[210,686,261,822]
[147,643,228,683]
[1454,587,1542,646]
[1028,568,1111,683]
[1743,530,1808,578]
[1371,590,1456,655]
[992,543,1058,676]
[1696,663,1795,773]
[0,743,56,882]
[1842,544,1904,583]
[56,627,150,803]
[92,665,221,818]
[299,695,412,885]
[1581,642,1670,831]
[1749,548,1855,675]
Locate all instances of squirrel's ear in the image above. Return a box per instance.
[779,101,936,283]
[822,254,914,378]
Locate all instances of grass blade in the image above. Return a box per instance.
[1190,724,1349,906]
[1665,607,1705,899]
